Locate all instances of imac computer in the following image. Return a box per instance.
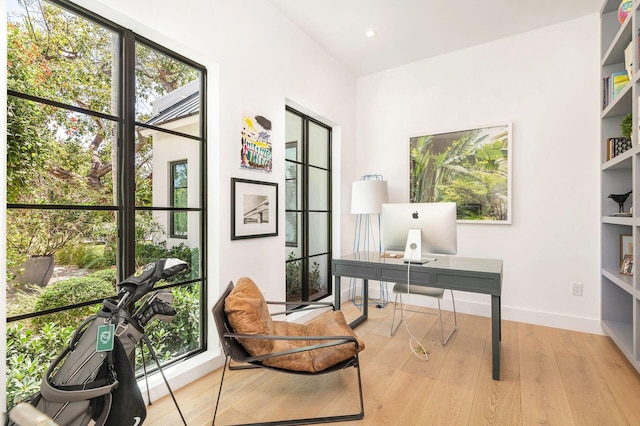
[381,202,457,264]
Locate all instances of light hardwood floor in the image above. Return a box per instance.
[144,301,640,425]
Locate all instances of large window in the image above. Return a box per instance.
[285,107,331,303]
[6,0,207,408]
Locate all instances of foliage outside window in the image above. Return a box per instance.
[284,107,331,304]
[6,0,206,408]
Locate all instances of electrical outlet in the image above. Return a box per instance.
[571,282,583,296]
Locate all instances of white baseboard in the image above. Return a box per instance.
[345,286,604,335]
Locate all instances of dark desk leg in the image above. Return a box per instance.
[491,294,501,380]
[335,277,368,329]
[362,279,369,322]
[334,275,341,309]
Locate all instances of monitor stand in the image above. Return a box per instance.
[403,228,433,264]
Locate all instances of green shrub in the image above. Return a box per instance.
[137,284,200,368]
[55,243,110,269]
[6,322,75,407]
[33,276,114,328]
[88,268,117,286]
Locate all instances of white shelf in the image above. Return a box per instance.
[600,0,640,376]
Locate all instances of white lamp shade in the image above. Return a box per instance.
[351,180,389,214]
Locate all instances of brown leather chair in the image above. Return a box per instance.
[211,278,365,425]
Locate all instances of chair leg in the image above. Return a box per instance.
[212,356,230,426]
[213,355,364,425]
[390,293,404,336]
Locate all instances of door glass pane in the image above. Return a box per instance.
[285,212,302,255]
[135,42,201,131]
[309,254,328,298]
[309,212,328,256]
[285,110,303,162]
[7,97,117,206]
[285,163,302,210]
[7,0,119,116]
[308,167,328,211]
[286,256,303,303]
[135,132,200,208]
[309,121,328,169]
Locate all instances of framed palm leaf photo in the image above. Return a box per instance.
[410,124,511,223]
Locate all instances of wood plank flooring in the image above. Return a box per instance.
[143,301,640,425]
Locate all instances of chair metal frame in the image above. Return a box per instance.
[212,281,365,425]
[390,284,457,346]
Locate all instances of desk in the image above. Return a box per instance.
[332,252,503,380]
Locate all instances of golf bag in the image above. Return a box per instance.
[7,258,188,426]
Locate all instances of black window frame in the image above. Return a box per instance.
[6,0,208,359]
[284,106,332,304]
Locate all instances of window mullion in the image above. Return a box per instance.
[119,29,137,281]
[301,118,310,301]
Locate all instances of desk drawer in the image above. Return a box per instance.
[434,271,499,294]
[333,261,378,280]
[379,266,431,284]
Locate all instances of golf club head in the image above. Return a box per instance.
[117,258,188,305]
[135,290,176,326]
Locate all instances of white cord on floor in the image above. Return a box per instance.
[402,248,429,361]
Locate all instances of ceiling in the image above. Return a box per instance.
[268,0,603,76]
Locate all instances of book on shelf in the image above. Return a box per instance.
[612,71,630,100]
[603,70,631,108]
[606,137,632,160]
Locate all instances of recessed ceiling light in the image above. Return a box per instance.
[364,30,376,38]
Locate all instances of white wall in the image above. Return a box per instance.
[353,14,601,333]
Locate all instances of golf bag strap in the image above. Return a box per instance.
[93,393,113,426]
[68,315,98,350]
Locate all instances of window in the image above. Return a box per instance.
[170,160,188,238]
[285,107,331,303]
[6,0,207,408]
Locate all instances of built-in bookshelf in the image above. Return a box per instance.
[600,0,640,374]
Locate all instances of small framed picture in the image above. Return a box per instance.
[231,178,278,240]
[620,254,634,276]
[620,234,633,265]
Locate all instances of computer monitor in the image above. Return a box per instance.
[381,202,457,263]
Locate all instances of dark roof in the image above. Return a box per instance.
[145,92,199,126]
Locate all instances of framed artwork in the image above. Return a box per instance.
[410,123,512,223]
[620,234,633,266]
[620,254,634,276]
[240,113,273,172]
[231,178,278,240]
